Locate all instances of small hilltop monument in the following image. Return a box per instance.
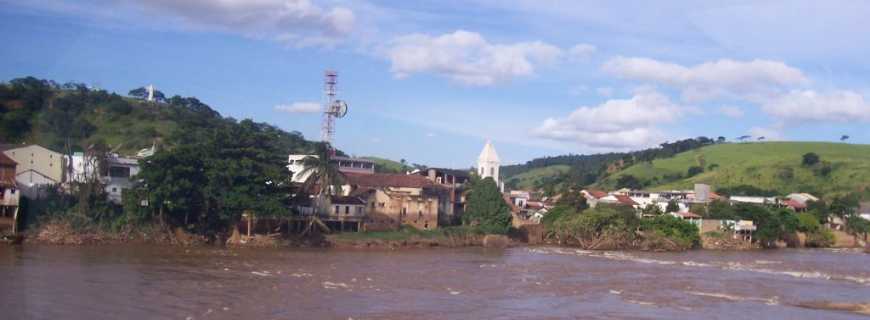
[477,140,501,188]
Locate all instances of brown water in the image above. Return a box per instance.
[1,245,869,320]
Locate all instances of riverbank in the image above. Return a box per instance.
[15,221,868,254]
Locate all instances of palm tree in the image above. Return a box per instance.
[297,142,345,234]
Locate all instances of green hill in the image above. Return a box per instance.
[361,156,411,173]
[0,77,318,156]
[599,142,870,199]
[504,165,571,190]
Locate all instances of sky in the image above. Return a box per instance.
[1,0,869,168]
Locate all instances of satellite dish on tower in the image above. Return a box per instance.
[332,100,348,118]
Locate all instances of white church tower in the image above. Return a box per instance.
[477,140,501,184]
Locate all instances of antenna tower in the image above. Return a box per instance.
[321,70,338,144]
[320,70,349,148]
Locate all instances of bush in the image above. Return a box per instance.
[802,152,820,166]
[640,215,700,248]
[687,166,704,177]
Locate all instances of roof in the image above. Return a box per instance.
[782,199,807,209]
[674,211,702,219]
[331,196,367,205]
[478,140,500,163]
[344,173,434,189]
[586,189,608,199]
[614,194,638,206]
[427,168,471,179]
[0,153,16,166]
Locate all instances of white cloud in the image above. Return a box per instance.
[761,90,870,123]
[386,30,562,86]
[274,101,321,113]
[532,90,683,149]
[135,0,355,47]
[602,57,809,102]
[718,105,745,118]
[426,132,437,137]
[568,43,596,60]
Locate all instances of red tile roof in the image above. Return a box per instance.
[0,153,16,166]
[344,173,434,189]
[782,199,807,209]
[587,189,608,199]
[614,194,638,206]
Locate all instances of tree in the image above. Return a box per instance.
[687,166,704,177]
[616,174,642,190]
[665,200,680,213]
[641,203,663,216]
[845,215,870,242]
[706,200,737,220]
[556,190,588,212]
[716,136,726,143]
[802,152,820,166]
[830,195,859,217]
[463,177,512,234]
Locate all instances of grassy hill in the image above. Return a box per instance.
[598,142,870,199]
[504,165,571,190]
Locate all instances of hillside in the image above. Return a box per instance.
[504,165,571,190]
[599,142,870,199]
[0,77,318,156]
[361,156,410,174]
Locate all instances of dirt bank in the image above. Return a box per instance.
[25,221,204,246]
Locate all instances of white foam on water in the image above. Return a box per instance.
[529,247,870,286]
[686,291,779,305]
[251,271,271,277]
[609,289,622,295]
[323,281,350,289]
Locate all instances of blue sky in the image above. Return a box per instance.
[2,1,869,168]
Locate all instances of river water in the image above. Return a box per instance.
[1,245,869,320]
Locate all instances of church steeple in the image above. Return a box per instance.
[477,140,500,184]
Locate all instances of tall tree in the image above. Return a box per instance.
[463,177,512,234]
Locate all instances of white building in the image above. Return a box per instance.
[477,140,500,184]
[287,154,375,184]
[68,152,141,204]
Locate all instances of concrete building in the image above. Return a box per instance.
[0,153,20,235]
[477,141,500,185]
[417,168,470,226]
[287,154,375,183]
[68,152,141,204]
[342,173,443,231]
[2,144,65,197]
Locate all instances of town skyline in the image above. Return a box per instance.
[2,1,869,167]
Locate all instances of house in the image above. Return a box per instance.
[68,152,141,204]
[323,196,368,232]
[730,196,776,205]
[342,173,444,231]
[2,144,66,198]
[787,193,819,205]
[781,199,807,212]
[509,190,531,208]
[699,219,756,241]
[287,155,375,183]
[670,211,702,227]
[418,168,470,225]
[0,153,20,235]
[581,189,609,207]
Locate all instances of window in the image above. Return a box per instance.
[490,167,494,176]
[401,208,407,216]
[345,206,350,214]
[356,207,363,214]
[334,206,340,214]
[109,166,131,178]
[112,187,118,193]
[378,202,385,208]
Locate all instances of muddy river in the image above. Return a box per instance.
[1,245,869,319]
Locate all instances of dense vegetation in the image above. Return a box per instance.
[544,204,700,251]
[463,177,512,234]
[1,77,323,237]
[0,77,317,155]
